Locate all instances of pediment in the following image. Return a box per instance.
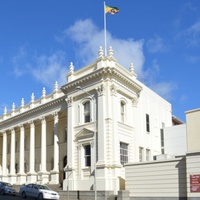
[75,128,94,140]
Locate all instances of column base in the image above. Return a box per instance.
[8,174,17,184]
[37,171,50,184]
[1,175,8,182]
[16,173,27,185]
[27,172,38,183]
[49,170,59,184]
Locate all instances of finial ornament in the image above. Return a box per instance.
[54,81,58,91]
[130,63,135,73]
[31,93,35,102]
[69,62,74,73]
[12,103,15,111]
[98,46,104,58]
[108,46,114,58]
[4,106,7,115]
[42,87,46,97]
[21,98,25,107]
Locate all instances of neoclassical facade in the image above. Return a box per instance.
[0,47,172,194]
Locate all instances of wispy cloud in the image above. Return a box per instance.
[30,51,67,87]
[12,47,68,89]
[12,46,28,76]
[144,59,177,101]
[12,19,176,101]
[63,19,145,77]
[184,20,200,47]
[146,35,167,53]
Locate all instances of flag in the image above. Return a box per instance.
[105,5,119,15]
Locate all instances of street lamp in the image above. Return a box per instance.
[76,86,97,200]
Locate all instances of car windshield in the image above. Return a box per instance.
[37,185,50,190]
[2,182,12,187]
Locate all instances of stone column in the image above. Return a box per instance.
[50,112,59,184]
[9,128,17,183]
[17,125,26,184]
[27,121,37,183]
[2,131,8,182]
[38,116,49,184]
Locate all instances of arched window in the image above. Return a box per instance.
[83,101,91,123]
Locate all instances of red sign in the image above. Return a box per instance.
[190,174,200,192]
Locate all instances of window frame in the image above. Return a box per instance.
[120,142,128,165]
[146,114,150,133]
[84,144,91,167]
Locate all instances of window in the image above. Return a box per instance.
[120,101,125,123]
[146,149,150,161]
[120,142,128,165]
[160,122,165,154]
[84,145,91,167]
[83,101,91,123]
[146,114,150,133]
[139,147,143,162]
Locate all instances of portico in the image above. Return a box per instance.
[0,84,67,185]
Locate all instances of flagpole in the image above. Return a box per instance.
[104,1,107,56]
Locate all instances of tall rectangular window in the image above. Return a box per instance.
[146,149,150,161]
[139,147,143,162]
[120,142,128,165]
[84,145,91,167]
[84,101,90,123]
[146,114,150,133]
[160,122,165,154]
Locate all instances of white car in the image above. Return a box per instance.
[19,183,60,200]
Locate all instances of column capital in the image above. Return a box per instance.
[39,116,46,123]
[65,96,73,107]
[96,84,105,96]
[28,120,35,125]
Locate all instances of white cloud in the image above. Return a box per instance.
[11,19,176,101]
[12,47,68,89]
[185,20,200,46]
[65,19,145,77]
[144,59,177,101]
[146,35,167,53]
[12,46,28,76]
[149,82,177,101]
[31,51,67,87]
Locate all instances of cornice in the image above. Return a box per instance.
[0,96,65,126]
[61,66,142,94]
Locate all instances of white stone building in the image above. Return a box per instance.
[0,47,172,194]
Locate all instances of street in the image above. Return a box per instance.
[0,193,34,200]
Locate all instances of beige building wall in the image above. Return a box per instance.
[186,108,200,152]
[125,157,187,198]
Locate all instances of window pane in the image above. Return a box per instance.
[120,142,128,165]
[84,145,91,167]
[146,114,150,132]
[84,102,90,123]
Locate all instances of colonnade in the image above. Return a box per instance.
[0,112,60,185]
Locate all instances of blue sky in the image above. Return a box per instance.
[0,0,200,122]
